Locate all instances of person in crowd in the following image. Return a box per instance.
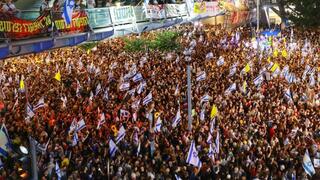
[39,0,50,14]
[0,24,319,180]
[87,0,96,8]
[1,0,18,16]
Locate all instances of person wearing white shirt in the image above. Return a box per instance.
[2,0,18,15]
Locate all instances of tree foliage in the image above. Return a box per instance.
[281,0,320,27]
[124,31,181,52]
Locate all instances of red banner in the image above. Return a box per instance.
[0,12,51,39]
[53,11,89,33]
[0,10,89,39]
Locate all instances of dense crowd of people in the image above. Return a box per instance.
[0,23,319,179]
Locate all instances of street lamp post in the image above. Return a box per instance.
[187,64,192,132]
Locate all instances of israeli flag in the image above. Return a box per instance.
[206,133,212,144]
[119,82,130,91]
[136,141,141,156]
[225,83,236,95]
[172,109,181,128]
[127,88,136,96]
[186,140,202,167]
[72,131,78,146]
[154,117,162,133]
[302,65,311,81]
[215,129,220,154]
[174,84,179,96]
[97,113,106,130]
[210,118,215,133]
[303,150,315,176]
[175,174,182,180]
[309,74,315,87]
[103,88,108,100]
[95,83,102,96]
[196,71,206,81]
[200,108,205,121]
[131,99,140,110]
[143,92,152,105]
[206,52,213,59]
[76,119,86,132]
[284,88,293,102]
[281,65,290,78]
[33,97,45,111]
[55,162,62,180]
[228,64,237,77]
[62,0,75,25]
[26,102,35,119]
[132,73,143,83]
[208,144,215,161]
[0,124,11,157]
[216,56,225,66]
[253,74,264,87]
[200,94,210,104]
[109,139,117,157]
[133,129,139,145]
[116,126,126,144]
[137,81,146,94]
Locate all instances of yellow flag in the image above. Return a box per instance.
[192,109,196,117]
[244,63,250,73]
[273,49,278,57]
[270,63,280,72]
[242,81,247,93]
[210,105,218,119]
[282,49,287,58]
[87,49,91,54]
[19,79,25,90]
[54,71,61,82]
[267,57,271,63]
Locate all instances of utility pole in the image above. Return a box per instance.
[187,64,192,132]
[29,136,38,180]
[257,0,260,32]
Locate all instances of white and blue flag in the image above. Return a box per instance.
[143,92,152,105]
[55,162,62,180]
[109,139,117,157]
[186,140,202,167]
[119,82,130,91]
[208,144,215,161]
[154,117,162,133]
[132,73,143,83]
[172,108,181,128]
[62,0,75,25]
[228,63,238,77]
[116,126,126,144]
[216,56,225,66]
[95,83,102,96]
[303,150,315,176]
[196,71,206,81]
[137,81,146,94]
[225,83,236,95]
[215,129,220,154]
[200,108,205,121]
[0,124,11,157]
[253,74,264,87]
[97,113,106,130]
[200,94,210,104]
[72,131,78,146]
[76,119,86,132]
[284,88,293,103]
[26,102,35,119]
[206,52,213,59]
[33,97,45,111]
